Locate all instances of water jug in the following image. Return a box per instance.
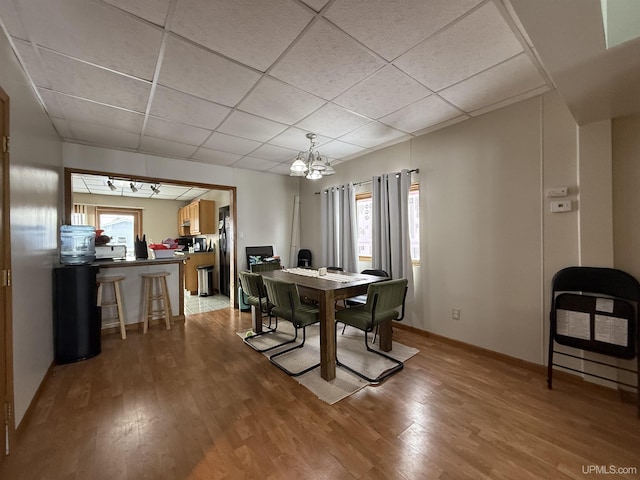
[60,225,96,265]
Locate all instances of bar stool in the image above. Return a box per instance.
[141,272,173,333]
[96,274,127,339]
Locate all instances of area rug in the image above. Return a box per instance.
[238,322,419,404]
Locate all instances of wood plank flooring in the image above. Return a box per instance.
[1,308,638,479]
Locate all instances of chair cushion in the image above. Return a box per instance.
[272,303,319,327]
[336,305,398,331]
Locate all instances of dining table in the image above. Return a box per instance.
[254,268,389,381]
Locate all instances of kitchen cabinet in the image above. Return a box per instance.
[177,199,216,236]
[184,252,217,294]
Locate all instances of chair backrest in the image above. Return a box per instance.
[365,278,408,320]
[263,277,301,311]
[361,269,388,277]
[297,249,312,267]
[238,271,270,312]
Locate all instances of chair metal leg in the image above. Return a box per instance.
[335,324,403,384]
[269,326,321,377]
[243,315,297,353]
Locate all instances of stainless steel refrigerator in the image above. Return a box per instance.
[218,205,231,296]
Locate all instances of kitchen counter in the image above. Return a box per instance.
[96,257,184,332]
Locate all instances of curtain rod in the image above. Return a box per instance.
[314,168,419,194]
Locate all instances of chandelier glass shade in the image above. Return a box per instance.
[290,133,335,179]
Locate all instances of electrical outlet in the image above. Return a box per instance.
[452,308,461,320]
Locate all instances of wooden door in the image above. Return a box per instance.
[0,85,14,461]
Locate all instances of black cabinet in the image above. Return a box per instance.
[53,265,101,363]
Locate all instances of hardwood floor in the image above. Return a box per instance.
[1,308,638,479]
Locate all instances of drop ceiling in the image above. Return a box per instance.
[0,0,555,176]
[71,173,211,201]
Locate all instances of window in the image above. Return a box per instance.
[96,207,143,258]
[356,184,420,263]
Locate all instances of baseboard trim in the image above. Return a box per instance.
[393,323,638,404]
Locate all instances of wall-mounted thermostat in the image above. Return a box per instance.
[550,201,572,213]
[547,186,568,197]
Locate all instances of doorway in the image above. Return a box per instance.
[64,168,238,307]
[0,85,15,461]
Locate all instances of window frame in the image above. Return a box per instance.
[95,206,143,256]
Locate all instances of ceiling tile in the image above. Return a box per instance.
[51,117,72,138]
[334,65,431,119]
[339,122,408,148]
[469,84,551,117]
[39,49,152,112]
[316,140,368,158]
[68,120,141,149]
[144,117,212,146]
[246,144,298,162]
[38,89,65,117]
[139,136,199,158]
[102,0,171,27]
[325,0,482,61]
[231,156,280,171]
[296,103,370,138]
[394,2,524,91]
[53,93,145,133]
[438,53,546,113]
[12,38,50,87]
[217,111,287,142]
[16,0,163,79]
[0,2,28,38]
[267,127,331,151]
[238,77,326,124]
[202,132,261,155]
[380,95,464,133]
[267,162,296,175]
[300,0,329,12]
[270,19,386,100]
[171,0,313,72]
[159,34,261,107]
[150,86,231,130]
[191,147,242,166]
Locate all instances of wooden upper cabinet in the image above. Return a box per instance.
[177,199,216,236]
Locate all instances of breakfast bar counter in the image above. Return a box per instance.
[96,257,185,331]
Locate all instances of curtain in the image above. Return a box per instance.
[320,183,358,272]
[371,170,414,286]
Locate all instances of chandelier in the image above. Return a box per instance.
[289,132,335,179]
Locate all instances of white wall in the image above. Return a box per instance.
[300,91,583,365]
[0,31,63,425]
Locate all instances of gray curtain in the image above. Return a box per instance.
[372,169,414,286]
[321,183,358,272]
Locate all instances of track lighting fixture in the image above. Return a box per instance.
[107,179,117,191]
[150,184,161,195]
[129,182,139,193]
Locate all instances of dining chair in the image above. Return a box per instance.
[297,249,312,267]
[239,271,284,353]
[342,269,389,340]
[335,278,408,383]
[262,277,321,376]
